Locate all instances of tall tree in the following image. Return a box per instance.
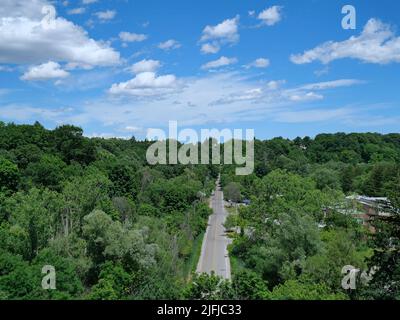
[0,157,19,194]
[363,177,400,299]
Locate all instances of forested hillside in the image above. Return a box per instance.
[0,122,217,299]
[0,122,399,299]
[222,133,400,300]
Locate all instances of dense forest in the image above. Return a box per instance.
[0,121,399,300]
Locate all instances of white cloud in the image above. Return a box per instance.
[67,7,86,15]
[257,6,282,26]
[246,58,270,68]
[94,10,116,21]
[68,74,364,130]
[201,43,220,54]
[280,79,362,103]
[86,132,131,139]
[291,19,400,65]
[300,79,363,90]
[158,39,181,50]
[21,61,69,81]
[199,16,239,54]
[199,16,240,54]
[0,2,120,67]
[209,77,362,106]
[201,16,239,44]
[130,59,161,74]
[0,0,48,19]
[210,87,264,105]
[109,72,178,97]
[0,104,73,123]
[82,0,98,4]
[119,31,147,42]
[70,73,264,127]
[289,92,323,102]
[6,73,367,133]
[201,56,238,70]
[124,126,143,133]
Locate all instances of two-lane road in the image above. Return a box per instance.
[196,179,232,279]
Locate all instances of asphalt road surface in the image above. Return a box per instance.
[196,178,232,279]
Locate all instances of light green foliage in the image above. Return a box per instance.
[303,229,370,291]
[184,273,233,300]
[310,166,342,191]
[236,209,322,287]
[266,278,348,300]
[3,188,65,259]
[83,209,157,271]
[62,171,117,235]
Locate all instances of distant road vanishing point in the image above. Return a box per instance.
[196,177,232,279]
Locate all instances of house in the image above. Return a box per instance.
[343,195,392,229]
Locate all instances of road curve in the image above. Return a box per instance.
[196,178,232,279]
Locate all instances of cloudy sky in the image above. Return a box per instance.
[0,0,400,139]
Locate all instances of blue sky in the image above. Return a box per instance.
[0,0,400,140]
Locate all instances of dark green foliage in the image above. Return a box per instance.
[231,270,268,299]
[24,154,66,191]
[0,156,19,194]
[51,125,96,165]
[109,163,138,198]
[87,262,136,300]
[361,162,399,196]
